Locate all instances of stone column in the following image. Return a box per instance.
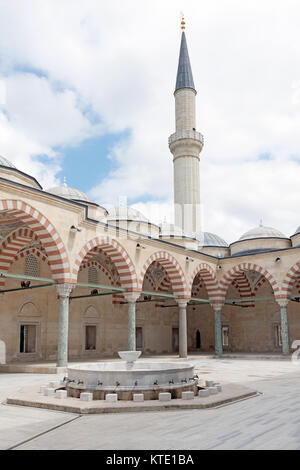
[212,304,223,356]
[123,292,140,351]
[177,299,189,358]
[56,284,74,367]
[277,299,290,355]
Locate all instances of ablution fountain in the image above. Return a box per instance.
[66,351,197,400]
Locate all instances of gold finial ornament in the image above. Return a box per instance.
[180,12,185,30]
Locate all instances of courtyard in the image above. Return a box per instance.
[1,356,300,450]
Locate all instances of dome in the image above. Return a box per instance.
[0,155,16,169]
[108,206,149,223]
[239,225,287,241]
[196,232,228,247]
[47,179,94,203]
[294,226,300,235]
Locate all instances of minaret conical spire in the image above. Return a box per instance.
[169,17,203,238]
[175,31,195,93]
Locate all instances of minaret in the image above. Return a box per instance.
[168,16,203,238]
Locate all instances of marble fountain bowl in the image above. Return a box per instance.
[66,352,197,400]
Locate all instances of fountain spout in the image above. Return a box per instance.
[118,351,141,363]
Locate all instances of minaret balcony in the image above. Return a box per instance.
[168,129,204,147]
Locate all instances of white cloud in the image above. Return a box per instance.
[0,0,300,242]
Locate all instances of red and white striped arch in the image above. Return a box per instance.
[189,263,219,303]
[13,246,50,266]
[0,200,70,283]
[138,252,189,298]
[219,263,280,303]
[281,261,300,299]
[72,236,138,291]
[0,227,39,287]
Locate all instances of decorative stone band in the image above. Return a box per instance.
[168,130,204,146]
[56,283,74,298]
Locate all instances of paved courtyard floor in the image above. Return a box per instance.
[1,356,300,450]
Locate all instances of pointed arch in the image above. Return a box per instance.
[219,262,280,303]
[0,200,70,283]
[0,228,44,287]
[138,251,189,298]
[73,236,138,291]
[189,263,219,302]
[281,261,300,299]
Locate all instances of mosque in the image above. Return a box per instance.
[0,19,299,366]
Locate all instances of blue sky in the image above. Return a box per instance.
[56,133,123,193]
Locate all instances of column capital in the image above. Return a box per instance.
[211,302,223,313]
[276,298,289,308]
[56,283,74,298]
[176,298,189,308]
[123,291,141,303]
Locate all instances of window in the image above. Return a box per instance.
[85,325,96,350]
[25,254,39,277]
[222,326,229,347]
[88,266,98,284]
[196,330,201,349]
[274,323,282,347]
[172,328,179,352]
[20,324,37,353]
[136,327,143,351]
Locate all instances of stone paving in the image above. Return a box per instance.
[1,356,300,450]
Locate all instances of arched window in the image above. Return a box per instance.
[25,254,39,277]
[88,265,98,284]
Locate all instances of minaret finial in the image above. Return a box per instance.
[180,12,185,31]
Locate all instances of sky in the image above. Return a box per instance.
[0,0,300,243]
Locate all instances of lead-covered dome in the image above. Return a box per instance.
[108,206,149,222]
[47,179,94,204]
[231,224,291,256]
[196,232,228,247]
[239,225,286,241]
[196,231,229,257]
[0,155,16,169]
[108,206,159,237]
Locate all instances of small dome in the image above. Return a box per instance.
[47,179,94,203]
[0,155,16,169]
[197,232,228,247]
[239,225,286,241]
[108,206,149,222]
[294,226,300,235]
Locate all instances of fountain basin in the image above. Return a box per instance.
[66,361,196,400]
